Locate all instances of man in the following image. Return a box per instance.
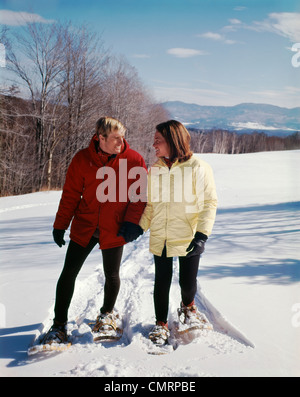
[42,117,146,345]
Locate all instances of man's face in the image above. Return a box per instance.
[99,129,125,154]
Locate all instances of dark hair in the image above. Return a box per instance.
[156,120,193,163]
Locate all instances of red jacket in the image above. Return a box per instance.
[53,134,147,249]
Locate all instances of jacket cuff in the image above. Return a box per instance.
[195,232,208,241]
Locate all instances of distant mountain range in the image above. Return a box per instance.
[162,101,300,136]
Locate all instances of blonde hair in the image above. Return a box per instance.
[95,117,126,138]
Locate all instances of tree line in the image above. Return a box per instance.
[189,128,300,155]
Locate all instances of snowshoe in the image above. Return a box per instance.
[147,323,174,355]
[149,323,170,346]
[28,322,71,355]
[177,302,213,334]
[90,311,123,342]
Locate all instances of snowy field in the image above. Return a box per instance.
[0,150,299,378]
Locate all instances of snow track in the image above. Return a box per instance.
[27,232,253,376]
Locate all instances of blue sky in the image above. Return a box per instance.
[1,0,300,107]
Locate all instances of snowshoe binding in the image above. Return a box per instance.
[41,322,69,345]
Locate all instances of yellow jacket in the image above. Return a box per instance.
[139,155,217,257]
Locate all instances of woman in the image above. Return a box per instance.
[139,120,217,345]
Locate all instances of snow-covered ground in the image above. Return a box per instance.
[0,150,299,377]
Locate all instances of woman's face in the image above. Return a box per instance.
[153,131,170,158]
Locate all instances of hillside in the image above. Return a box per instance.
[162,101,300,135]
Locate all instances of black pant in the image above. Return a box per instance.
[54,237,123,323]
[153,247,200,323]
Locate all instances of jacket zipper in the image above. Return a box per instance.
[97,154,117,243]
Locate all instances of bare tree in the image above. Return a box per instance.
[0,90,35,195]
[5,21,110,190]
[99,55,169,164]
[46,23,110,188]
[5,22,66,189]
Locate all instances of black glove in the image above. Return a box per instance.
[117,221,143,243]
[186,232,207,257]
[53,229,66,247]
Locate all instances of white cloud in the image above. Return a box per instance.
[252,12,300,42]
[249,87,300,108]
[132,54,151,59]
[200,32,223,41]
[197,31,237,45]
[229,19,242,25]
[0,10,55,26]
[167,48,207,58]
[233,6,247,12]
[212,12,300,46]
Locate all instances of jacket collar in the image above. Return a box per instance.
[156,157,179,169]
